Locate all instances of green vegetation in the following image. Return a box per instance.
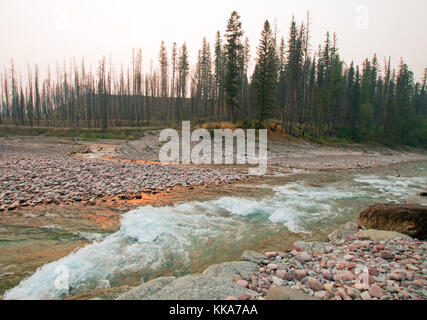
[1,11,426,148]
[0,126,148,141]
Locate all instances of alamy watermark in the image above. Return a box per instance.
[159,121,268,175]
[354,4,369,30]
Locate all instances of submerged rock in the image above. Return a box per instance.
[357,204,427,239]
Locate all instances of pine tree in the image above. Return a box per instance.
[253,20,277,126]
[224,11,244,123]
[214,31,226,119]
[159,41,168,98]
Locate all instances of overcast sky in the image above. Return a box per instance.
[0,0,426,80]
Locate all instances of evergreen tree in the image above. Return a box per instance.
[253,20,277,126]
[224,11,244,123]
[159,41,168,98]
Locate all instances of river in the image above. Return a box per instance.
[1,161,426,300]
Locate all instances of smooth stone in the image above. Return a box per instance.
[361,291,372,300]
[369,284,385,298]
[272,276,284,286]
[308,278,324,291]
[294,270,307,280]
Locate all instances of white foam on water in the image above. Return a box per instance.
[73,232,105,242]
[6,171,425,300]
[211,197,267,217]
[3,203,246,300]
[354,174,427,199]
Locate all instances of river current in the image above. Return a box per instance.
[2,161,426,300]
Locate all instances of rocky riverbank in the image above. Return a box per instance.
[116,222,427,301]
[0,146,247,211]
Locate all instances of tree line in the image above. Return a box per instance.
[1,11,426,147]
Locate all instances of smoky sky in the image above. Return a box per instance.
[0,0,426,80]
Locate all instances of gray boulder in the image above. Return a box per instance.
[129,274,257,300]
[116,277,176,300]
[294,241,330,254]
[240,250,266,264]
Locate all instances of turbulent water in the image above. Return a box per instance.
[2,162,427,300]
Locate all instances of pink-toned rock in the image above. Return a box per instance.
[267,263,278,271]
[234,275,242,282]
[324,283,335,292]
[322,270,333,281]
[276,270,287,279]
[368,267,378,276]
[291,245,303,252]
[390,272,403,281]
[361,291,372,300]
[265,252,277,259]
[404,271,413,281]
[375,244,386,250]
[237,293,252,301]
[294,270,307,280]
[334,271,356,281]
[314,290,328,299]
[327,261,335,268]
[236,280,249,288]
[381,251,394,260]
[354,282,368,290]
[406,264,419,271]
[344,254,354,261]
[369,284,385,298]
[320,260,327,268]
[308,278,324,291]
[413,280,425,287]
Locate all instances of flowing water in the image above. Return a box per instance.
[2,161,426,300]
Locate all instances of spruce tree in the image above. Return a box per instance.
[224,11,244,123]
[253,20,277,127]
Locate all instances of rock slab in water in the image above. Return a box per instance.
[120,274,256,300]
[357,204,427,239]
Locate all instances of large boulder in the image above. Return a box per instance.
[117,274,257,300]
[240,250,266,264]
[116,277,176,300]
[356,204,427,239]
[117,261,259,300]
[202,261,258,281]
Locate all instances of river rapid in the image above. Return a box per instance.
[2,161,426,300]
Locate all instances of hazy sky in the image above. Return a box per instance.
[1,0,426,80]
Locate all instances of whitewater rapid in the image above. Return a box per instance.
[4,171,426,300]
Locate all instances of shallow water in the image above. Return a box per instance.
[2,161,427,300]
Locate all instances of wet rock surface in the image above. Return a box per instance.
[116,263,258,300]
[357,204,427,240]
